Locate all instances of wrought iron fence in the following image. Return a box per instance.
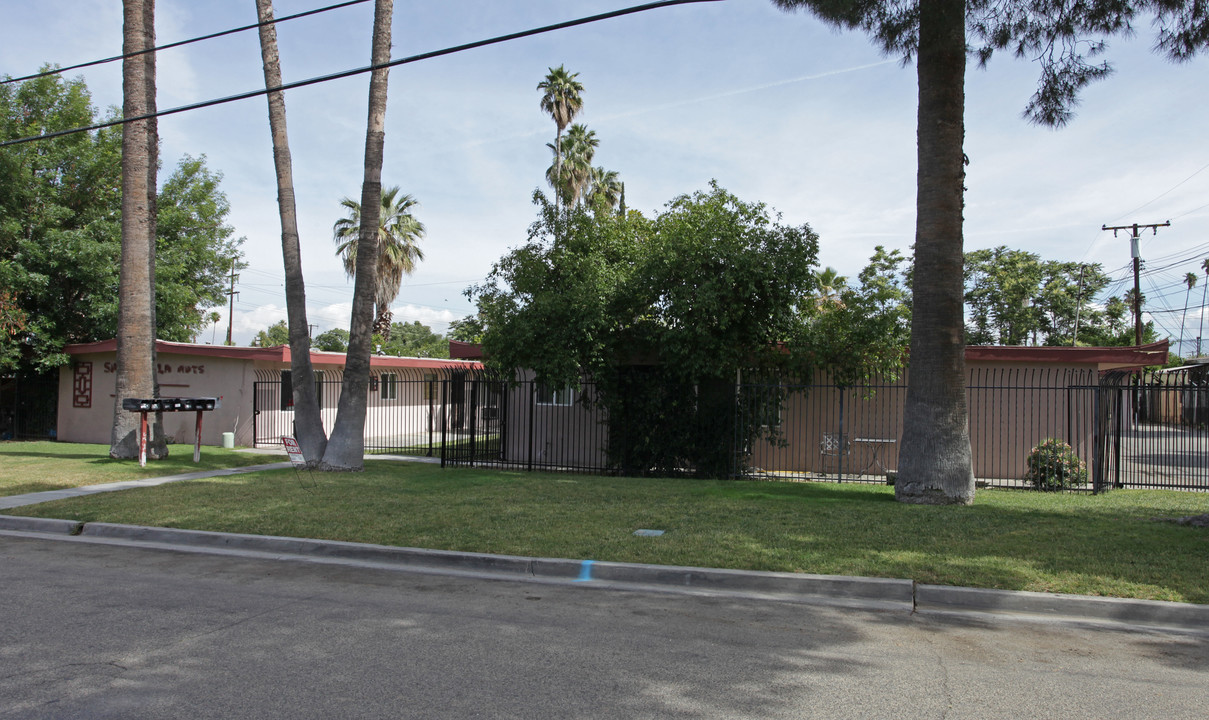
[738,368,1104,490]
[0,373,58,441]
[247,366,1207,492]
[1096,367,1208,491]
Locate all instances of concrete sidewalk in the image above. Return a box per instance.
[2,459,1208,634]
[0,462,294,510]
[0,450,440,510]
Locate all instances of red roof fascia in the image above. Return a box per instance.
[964,340,1168,366]
[64,340,483,370]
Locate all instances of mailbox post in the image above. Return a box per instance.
[120,397,221,467]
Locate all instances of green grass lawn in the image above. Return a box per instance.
[0,441,275,496]
[5,450,1208,603]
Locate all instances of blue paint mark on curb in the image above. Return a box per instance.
[576,560,595,582]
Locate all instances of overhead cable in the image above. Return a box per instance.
[1,0,372,85]
[0,0,725,149]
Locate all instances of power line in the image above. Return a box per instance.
[1106,159,1209,222]
[0,0,725,149]
[0,0,372,85]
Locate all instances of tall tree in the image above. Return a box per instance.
[1179,271,1197,358]
[253,319,291,348]
[537,65,584,208]
[772,0,1209,503]
[586,166,623,215]
[332,187,426,338]
[321,0,394,471]
[891,0,973,503]
[1,73,241,371]
[155,156,246,342]
[813,267,848,309]
[313,327,350,352]
[110,0,166,460]
[256,0,326,464]
[798,247,912,388]
[1200,258,1209,355]
[472,184,821,477]
[557,124,599,207]
[376,320,449,358]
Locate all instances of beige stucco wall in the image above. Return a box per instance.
[746,361,1101,482]
[58,352,257,447]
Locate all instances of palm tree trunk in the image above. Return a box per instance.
[895,0,974,504]
[321,0,393,470]
[143,0,165,455]
[111,0,166,460]
[256,0,327,464]
[555,128,563,209]
[1180,286,1191,358]
[1200,270,1208,356]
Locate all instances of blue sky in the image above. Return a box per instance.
[4,0,1208,353]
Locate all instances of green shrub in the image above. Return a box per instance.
[1025,438,1088,491]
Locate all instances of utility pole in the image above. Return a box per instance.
[224,259,239,346]
[1101,221,1170,346]
[1072,264,1085,346]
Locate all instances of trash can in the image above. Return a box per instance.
[221,432,235,449]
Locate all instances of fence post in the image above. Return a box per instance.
[427,378,435,457]
[837,390,845,482]
[468,378,478,467]
[440,379,448,468]
[1114,387,1124,489]
[527,381,536,472]
[252,381,260,448]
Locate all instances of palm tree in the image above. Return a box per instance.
[111,0,166,460]
[773,0,974,504]
[586,167,623,214]
[1199,257,1209,357]
[208,310,222,344]
[813,267,848,310]
[1179,272,1197,358]
[333,187,425,340]
[546,123,598,207]
[256,0,326,463]
[537,66,584,207]
[322,0,394,471]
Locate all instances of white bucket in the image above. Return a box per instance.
[221,432,235,449]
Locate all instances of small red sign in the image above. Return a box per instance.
[281,436,306,467]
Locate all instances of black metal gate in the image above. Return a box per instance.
[1096,367,1208,491]
[0,373,58,441]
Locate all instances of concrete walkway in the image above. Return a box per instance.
[0,462,294,510]
[0,451,441,511]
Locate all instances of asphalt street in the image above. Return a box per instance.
[2,534,1207,719]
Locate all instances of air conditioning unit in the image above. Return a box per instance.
[481,406,499,421]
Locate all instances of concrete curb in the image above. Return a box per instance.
[916,584,1209,630]
[71,522,913,610]
[3,515,1206,631]
[0,515,84,535]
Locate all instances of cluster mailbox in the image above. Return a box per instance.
[121,397,221,412]
[119,397,223,466]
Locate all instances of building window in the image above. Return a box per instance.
[380,372,398,400]
[536,382,574,406]
[423,372,437,401]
